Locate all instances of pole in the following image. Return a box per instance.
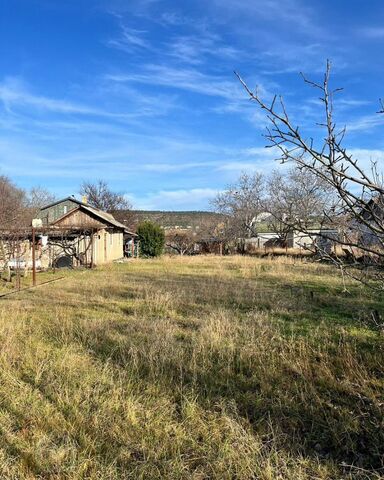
[90,231,94,269]
[32,227,36,287]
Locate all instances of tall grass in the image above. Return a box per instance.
[0,255,383,479]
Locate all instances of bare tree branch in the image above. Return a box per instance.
[236,62,384,288]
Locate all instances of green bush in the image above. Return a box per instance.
[137,221,165,257]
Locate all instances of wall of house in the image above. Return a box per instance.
[287,231,316,249]
[55,209,104,228]
[39,199,79,224]
[287,229,338,249]
[44,230,124,267]
[51,208,124,265]
[3,230,125,269]
[244,233,280,249]
[92,229,124,265]
[242,230,338,250]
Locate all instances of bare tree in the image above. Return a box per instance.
[0,176,27,228]
[47,228,94,268]
[26,187,56,212]
[80,180,131,213]
[166,229,196,255]
[266,168,334,244]
[22,186,57,225]
[236,62,384,288]
[211,172,266,242]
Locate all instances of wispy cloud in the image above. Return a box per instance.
[0,77,142,120]
[105,64,269,105]
[166,31,241,65]
[107,25,150,52]
[343,148,384,174]
[0,76,178,122]
[158,11,193,26]
[344,113,384,132]
[0,77,105,116]
[212,0,322,36]
[359,27,384,39]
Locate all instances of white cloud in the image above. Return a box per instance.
[344,113,384,132]
[166,32,241,65]
[106,65,244,100]
[105,64,274,127]
[346,148,384,173]
[359,27,384,39]
[241,146,280,158]
[0,77,135,119]
[158,12,193,26]
[211,0,321,36]
[107,25,150,52]
[0,76,179,123]
[0,78,103,115]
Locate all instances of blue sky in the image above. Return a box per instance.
[1,0,384,210]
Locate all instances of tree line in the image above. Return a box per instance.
[211,168,333,244]
[1,62,383,287]
[168,64,384,290]
[232,61,383,288]
[0,177,131,230]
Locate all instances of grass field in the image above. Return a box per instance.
[0,255,383,479]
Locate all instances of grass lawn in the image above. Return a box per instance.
[0,255,383,479]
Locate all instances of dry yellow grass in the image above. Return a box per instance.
[0,255,383,479]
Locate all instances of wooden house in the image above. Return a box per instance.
[37,197,136,267]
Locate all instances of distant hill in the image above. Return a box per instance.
[113,210,225,232]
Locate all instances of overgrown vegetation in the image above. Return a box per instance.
[137,220,165,257]
[0,256,383,479]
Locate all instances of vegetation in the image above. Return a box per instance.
[0,255,382,479]
[0,176,56,228]
[79,180,131,213]
[237,63,384,288]
[137,220,165,257]
[114,210,225,232]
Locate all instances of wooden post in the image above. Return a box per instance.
[32,227,37,287]
[90,232,94,269]
[16,242,21,290]
[5,266,11,282]
[131,239,134,258]
[219,242,223,256]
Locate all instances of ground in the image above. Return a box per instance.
[0,255,383,479]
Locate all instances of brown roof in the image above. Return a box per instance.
[51,203,136,236]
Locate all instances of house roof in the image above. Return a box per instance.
[42,197,137,236]
[40,196,87,210]
[81,204,136,235]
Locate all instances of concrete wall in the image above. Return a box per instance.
[288,229,338,250]
[244,233,280,249]
[244,229,339,251]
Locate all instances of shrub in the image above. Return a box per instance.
[137,221,165,257]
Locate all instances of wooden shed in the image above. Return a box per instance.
[38,197,136,266]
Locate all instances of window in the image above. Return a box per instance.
[63,205,67,214]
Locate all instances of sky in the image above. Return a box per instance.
[1,0,384,210]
